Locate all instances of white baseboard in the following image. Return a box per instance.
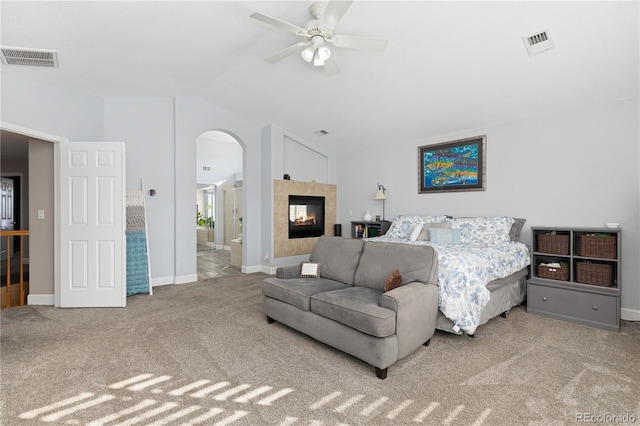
[151,276,175,287]
[242,264,264,274]
[175,274,198,285]
[150,275,198,285]
[621,307,640,322]
[27,294,54,306]
[260,265,278,275]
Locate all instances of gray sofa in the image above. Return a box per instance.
[262,236,439,379]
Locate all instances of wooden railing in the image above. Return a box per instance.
[1,230,29,308]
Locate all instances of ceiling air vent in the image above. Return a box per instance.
[313,129,329,137]
[522,29,554,57]
[0,47,59,67]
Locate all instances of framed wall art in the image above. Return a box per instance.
[418,135,486,193]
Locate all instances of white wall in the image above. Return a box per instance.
[1,73,104,141]
[284,136,329,184]
[336,97,640,319]
[104,97,176,284]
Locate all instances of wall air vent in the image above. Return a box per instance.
[313,129,329,137]
[0,47,59,67]
[522,29,554,57]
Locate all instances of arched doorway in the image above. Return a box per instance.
[195,130,243,278]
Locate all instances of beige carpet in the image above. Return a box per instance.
[1,273,639,426]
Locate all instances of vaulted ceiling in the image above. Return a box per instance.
[1,1,638,155]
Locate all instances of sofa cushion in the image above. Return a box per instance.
[310,287,396,337]
[354,242,438,291]
[263,277,350,311]
[309,236,365,285]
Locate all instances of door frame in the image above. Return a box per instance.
[1,121,67,306]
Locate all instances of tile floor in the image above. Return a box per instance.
[196,245,243,280]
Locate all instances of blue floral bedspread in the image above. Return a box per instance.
[366,236,531,334]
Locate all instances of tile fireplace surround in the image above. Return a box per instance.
[273,180,336,258]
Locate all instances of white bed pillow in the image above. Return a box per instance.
[408,223,423,241]
[386,215,448,239]
[452,216,515,244]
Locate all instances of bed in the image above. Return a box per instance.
[365,215,530,335]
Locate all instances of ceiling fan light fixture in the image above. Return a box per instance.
[313,52,325,67]
[317,45,331,61]
[301,46,315,62]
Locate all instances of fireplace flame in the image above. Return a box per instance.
[293,214,316,226]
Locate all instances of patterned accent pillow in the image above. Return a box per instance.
[300,262,321,278]
[452,216,515,244]
[429,228,462,244]
[386,215,448,238]
[384,269,403,292]
[418,222,452,241]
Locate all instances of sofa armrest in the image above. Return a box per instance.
[276,263,303,279]
[379,282,439,359]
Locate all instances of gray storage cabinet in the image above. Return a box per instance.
[527,227,621,332]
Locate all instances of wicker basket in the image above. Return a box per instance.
[576,262,613,286]
[579,234,616,259]
[537,234,570,255]
[537,263,569,281]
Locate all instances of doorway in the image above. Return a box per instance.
[1,124,63,306]
[196,130,243,275]
[1,177,16,261]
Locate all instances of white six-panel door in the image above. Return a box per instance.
[58,142,126,307]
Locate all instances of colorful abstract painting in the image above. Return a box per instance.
[418,136,486,193]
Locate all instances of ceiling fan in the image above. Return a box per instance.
[250,0,388,75]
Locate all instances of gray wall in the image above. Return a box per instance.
[336,97,640,319]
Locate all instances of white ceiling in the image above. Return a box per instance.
[1,1,638,156]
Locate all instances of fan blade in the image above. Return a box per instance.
[265,42,308,64]
[319,0,353,32]
[330,35,388,52]
[250,12,306,35]
[322,56,340,75]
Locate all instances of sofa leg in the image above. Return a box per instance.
[375,367,388,380]
[423,338,431,347]
[266,316,275,324]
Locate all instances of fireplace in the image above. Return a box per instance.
[288,195,325,239]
